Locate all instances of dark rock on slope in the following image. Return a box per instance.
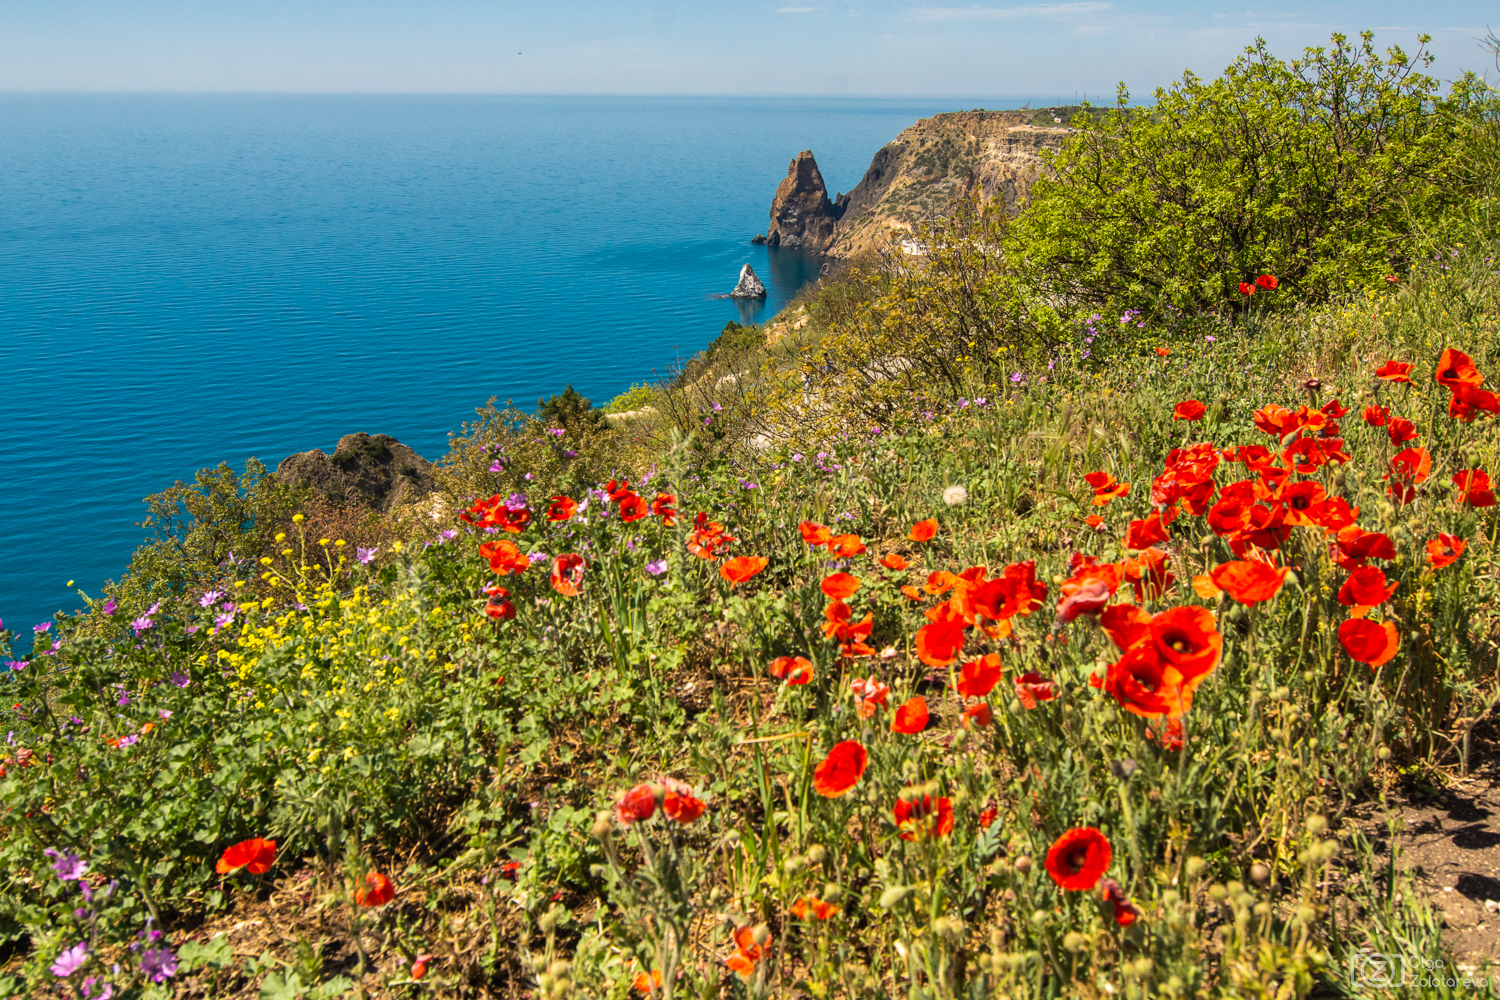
[276,432,433,511]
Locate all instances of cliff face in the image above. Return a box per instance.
[764,150,844,254]
[780,112,1071,259]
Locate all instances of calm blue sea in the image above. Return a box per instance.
[0,93,1034,649]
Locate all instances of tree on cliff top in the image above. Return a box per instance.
[1008,32,1500,315]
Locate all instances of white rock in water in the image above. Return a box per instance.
[730,263,767,298]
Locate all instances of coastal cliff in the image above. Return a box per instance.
[766,111,1071,259]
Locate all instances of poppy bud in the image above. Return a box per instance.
[1186,857,1206,877]
[1063,932,1087,952]
[822,883,843,902]
[1209,883,1227,901]
[1250,863,1271,885]
[591,811,613,839]
[751,923,771,946]
[1013,855,1033,875]
[806,844,826,865]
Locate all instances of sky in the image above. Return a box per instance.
[1,1,1495,98]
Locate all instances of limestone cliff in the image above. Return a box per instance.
[772,111,1071,259]
[764,150,844,254]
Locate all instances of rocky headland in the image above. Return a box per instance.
[762,110,1071,259]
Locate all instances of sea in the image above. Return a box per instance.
[0,93,1044,651]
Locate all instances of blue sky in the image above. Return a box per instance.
[3,1,1494,97]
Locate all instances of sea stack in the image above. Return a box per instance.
[764,150,843,253]
[730,263,767,299]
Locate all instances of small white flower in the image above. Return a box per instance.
[943,485,968,507]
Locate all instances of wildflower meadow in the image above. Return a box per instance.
[4,30,1500,1000]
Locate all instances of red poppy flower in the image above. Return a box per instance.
[1102,642,1182,718]
[1149,605,1222,692]
[956,652,1002,697]
[1435,348,1484,389]
[1156,347,1171,357]
[484,585,516,620]
[891,696,929,734]
[820,572,861,599]
[790,896,837,920]
[1173,399,1206,421]
[828,534,866,557]
[1238,282,1255,296]
[1255,274,1279,290]
[662,782,706,824]
[550,553,586,596]
[1386,447,1431,504]
[649,493,678,525]
[900,584,922,600]
[605,478,633,500]
[355,872,395,907]
[1338,618,1400,667]
[727,926,771,980]
[1084,471,1130,506]
[962,702,993,728]
[545,496,577,522]
[1099,603,1152,651]
[812,741,867,798]
[1101,877,1142,926]
[880,553,909,570]
[1209,560,1288,604]
[1084,514,1105,530]
[1147,717,1185,750]
[217,838,276,874]
[1427,533,1466,569]
[767,656,814,685]
[1045,827,1112,891]
[1448,382,1500,421]
[1385,418,1418,445]
[1123,510,1174,550]
[908,518,938,542]
[494,506,531,533]
[923,571,957,595]
[915,602,968,667]
[1361,405,1389,427]
[979,805,999,828]
[632,969,663,994]
[1374,360,1414,383]
[1335,528,1394,570]
[1453,468,1497,507]
[799,521,831,547]
[893,793,954,841]
[615,782,658,825]
[686,516,736,559]
[618,493,649,522]
[1338,566,1398,608]
[480,539,530,576]
[720,556,768,585]
[1014,671,1057,710]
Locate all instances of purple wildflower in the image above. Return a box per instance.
[139,947,178,983]
[44,848,89,881]
[130,616,153,634]
[82,976,114,1000]
[51,942,89,977]
[115,688,130,707]
[199,590,223,607]
[214,612,235,629]
[159,709,173,719]
[439,529,458,542]
[505,493,529,511]
[117,735,139,748]
[168,672,190,688]
[645,559,668,576]
[357,547,378,565]
[527,552,550,565]
[488,461,505,473]
[101,599,117,616]
[34,622,51,634]
[5,660,25,672]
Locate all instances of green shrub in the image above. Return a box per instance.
[1009,32,1500,316]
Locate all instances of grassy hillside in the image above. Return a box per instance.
[4,31,1500,1000]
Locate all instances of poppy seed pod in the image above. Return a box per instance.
[1250,863,1271,884]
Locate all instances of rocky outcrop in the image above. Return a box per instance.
[764,151,844,253]
[730,263,767,298]
[276,433,434,512]
[767,112,1071,260]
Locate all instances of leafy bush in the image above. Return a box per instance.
[1009,32,1500,316]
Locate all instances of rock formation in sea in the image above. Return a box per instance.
[763,112,1070,259]
[764,150,845,254]
[275,432,434,511]
[730,263,767,298]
